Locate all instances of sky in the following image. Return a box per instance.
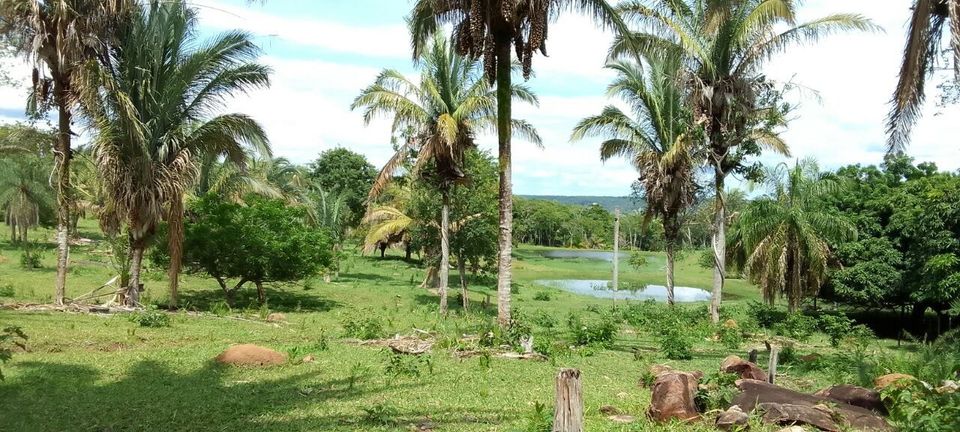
[1,0,958,197]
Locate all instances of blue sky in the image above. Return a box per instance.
[2,0,958,196]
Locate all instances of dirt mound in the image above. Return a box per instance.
[215,344,286,367]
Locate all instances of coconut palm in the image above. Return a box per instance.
[615,0,876,322]
[0,0,130,305]
[82,0,270,306]
[196,156,306,205]
[352,34,540,314]
[0,156,54,243]
[572,57,700,305]
[731,160,855,312]
[409,0,624,325]
[888,0,960,152]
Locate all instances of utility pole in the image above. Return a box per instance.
[613,208,620,307]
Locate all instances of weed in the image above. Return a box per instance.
[127,307,171,328]
[532,291,552,301]
[342,310,385,340]
[361,402,399,426]
[0,284,14,297]
[567,312,618,347]
[520,401,552,432]
[774,313,817,342]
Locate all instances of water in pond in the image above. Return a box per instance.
[533,279,711,303]
[540,250,619,261]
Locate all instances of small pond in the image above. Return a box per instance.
[533,279,711,303]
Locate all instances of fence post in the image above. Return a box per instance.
[553,368,584,432]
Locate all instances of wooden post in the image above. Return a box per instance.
[767,345,779,384]
[612,208,620,307]
[553,368,584,432]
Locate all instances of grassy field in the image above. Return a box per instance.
[0,221,916,431]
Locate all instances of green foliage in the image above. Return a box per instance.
[519,401,552,432]
[341,311,385,340]
[361,402,400,426]
[307,148,375,227]
[532,291,551,301]
[383,352,432,377]
[882,381,960,432]
[747,301,786,329]
[0,326,27,381]
[0,284,13,297]
[181,196,333,303]
[818,312,855,348]
[18,242,43,269]
[717,322,745,350]
[629,251,649,271]
[514,198,621,249]
[566,312,618,347]
[529,310,557,329]
[127,307,171,328]
[697,249,714,269]
[696,371,739,412]
[773,313,817,342]
[656,307,695,360]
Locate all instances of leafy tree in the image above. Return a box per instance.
[181,196,332,305]
[0,0,130,305]
[572,57,700,305]
[353,34,539,314]
[887,0,960,151]
[616,0,875,322]
[409,0,626,326]
[82,0,270,306]
[308,148,375,227]
[731,160,855,312]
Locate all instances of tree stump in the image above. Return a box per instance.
[553,368,584,432]
[768,345,780,384]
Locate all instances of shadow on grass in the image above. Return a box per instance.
[0,360,516,431]
[177,286,341,313]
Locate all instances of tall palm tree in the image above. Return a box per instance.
[731,160,855,312]
[409,0,624,326]
[0,156,54,243]
[616,0,876,322]
[0,0,130,305]
[888,0,960,152]
[353,34,540,314]
[572,57,700,305]
[82,0,270,307]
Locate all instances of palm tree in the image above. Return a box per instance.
[888,0,960,152]
[352,34,539,314]
[572,57,700,305]
[82,0,270,307]
[409,0,624,326]
[0,156,54,243]
[616,0,876,322]
[0,0,129,305]
[731,160,855,312]
[196,156,306,205]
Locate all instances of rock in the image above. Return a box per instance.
[387,338,434,355]
[777,427,807,432]
[733,379,891,432]
[815,384,886,414]
[599,405,621,416]
[715,405,749,431]
[936,380,958,394]
[723,319,739,329]
[647,370,702,422]
[215,344,286,367]
[265,312,286,323]
[649,364,677,377]
[874,373,915,390]
[607,415,636,424]
[721,355,768,381]
[302,355,316,363]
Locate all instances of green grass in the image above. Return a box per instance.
[0,220,920,431]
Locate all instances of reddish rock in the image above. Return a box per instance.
[721,355,768,381]
[647,370,702,422]
[215,344,286,367]
[734,379,892,432]
[874,373,915,390]
[815,384,886,414]
[715,405,749,431]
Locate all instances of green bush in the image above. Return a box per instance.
[342,311,385,340]
[19,243,43,269]
[747,301,786,328]
[567,312,618,347]
[127,307,171,328]
[520,401,552,432]
[774,313,817,342]
[818,312,855,348]
[696,371,739,412]
[529,310,557,329]
[882,381,960,432]
[532,291,552,301]
[0,326,27,381]
[697,249,715,269]
[657,308,694,360]
[717,321,745,350]
[0,284,14,297]
[383,352,432,377]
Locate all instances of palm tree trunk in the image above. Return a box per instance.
[54,92,72,306]
[495,40,513,328]
[709,172,726,323]
[665,231,677,307]
[458,253,469,311]
[167,197,184,308]
[126,238,145,307]
[439,190,450,315]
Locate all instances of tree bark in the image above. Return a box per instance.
[666,238,676,307]
[125,239,144,306]
[553,368,584,432]
[54,91,73,306]
[709,171,726,323]
[167,197,184,308]
[255,280,266,305]
[458,254,469,311]
[439,190,450,315]
[495,40,513,328]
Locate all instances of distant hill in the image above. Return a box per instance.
[519,195,642,212]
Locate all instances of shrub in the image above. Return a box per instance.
[530,310,557,329]
[774,313,817,342]
[696,371,739,412]
[532,291,552,301]
[717,321,745,350]
[342,311,385,340]
[747,301,786,328]
[620,300,660,327]
[127,307,171,328]
[628,251,648,271]
[384,352,432,377]
[819,312,855,348]
[567,312,618,347]
[0,326,27,381]
[520,401,552,432]
[697,249,715,269]
[882,381,960,432]
[19,243,43,269]
[0,284,14,297]
[657,308,694,360]
[361,402,400,426]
